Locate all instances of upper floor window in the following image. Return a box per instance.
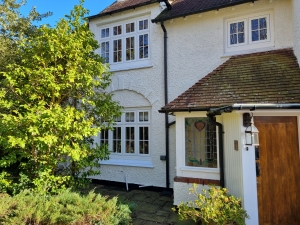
[225,11,274,53]
[99,17,150,67]
[100,109,150,155]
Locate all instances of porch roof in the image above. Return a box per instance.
[160,48,300,113]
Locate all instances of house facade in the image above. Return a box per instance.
[88,0,300,224]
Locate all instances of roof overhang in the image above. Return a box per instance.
[87,1,157,20]
[152,0,257,23]
[159,104,300,114]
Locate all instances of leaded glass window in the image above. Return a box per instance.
[101,28,109,38]
[100,110,150,155]
[126,22,135,33]
[185,118,218,168]
[230,21,245,45]
[251,17,267,42]
[139,19,148,30]
[113,39,122,62]
[126,37,135,61]
[113,25,122,36]
[101,41,109,63]
[113,127,121,153]
[139,34,148,59]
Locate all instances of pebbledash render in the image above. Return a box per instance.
[88,1,300,225]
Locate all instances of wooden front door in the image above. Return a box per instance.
[255,116,300,225]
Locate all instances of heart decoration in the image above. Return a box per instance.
[194,121,206,132]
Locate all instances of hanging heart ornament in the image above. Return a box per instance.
[194,121,206,132]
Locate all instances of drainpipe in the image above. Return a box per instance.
[161,21,170,190]
[207,114,225,188]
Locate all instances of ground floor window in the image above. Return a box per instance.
[185,117,218,168]
[100,109,150,155]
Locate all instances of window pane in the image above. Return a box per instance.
[113,39,122,62]
[252,30,259,41]
[100,129,109,145]
[139,111,149,122]
[185,118,217,168]
[101,41,109,63]
[125,112,134,122]
[139,127,149,154]
[238,33,244,43]
[230,34,237,45]
[139,34,149,59]
[259,17,267,29]
[126,23,130,33]
[238,22,244,32]
[113,26,117,35]
[260,29,267,40]
[230,23,237,34]
[126,22,135,33]
[101,29,105,38]
[126,37,135,61]
[251,19,258,30]
[144,19,148,29]
[126,127,134,153]
[230,22,244,45]
[113,127,121,153]
[118,25,122,35]
[105,28,109,37]
[139,20,143,30]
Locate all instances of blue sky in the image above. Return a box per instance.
[20,0,115,27]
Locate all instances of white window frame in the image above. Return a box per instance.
[225,11,274,53]
[100,109,151,157]
[175,112,220,180]
[98,16,151,71]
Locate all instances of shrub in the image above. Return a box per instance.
[0,189,131,225]
[174,184,249,225]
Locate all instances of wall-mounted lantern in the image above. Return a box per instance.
[243,113,259,146]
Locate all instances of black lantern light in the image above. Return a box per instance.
[243,113,259,146]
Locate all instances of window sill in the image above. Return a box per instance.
[180,166,219,173]
[100,158,154,168]
[109,60,153,72]
[222,46,277,58]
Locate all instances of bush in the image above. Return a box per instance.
[174,184,249,225]
[0,189,131,225]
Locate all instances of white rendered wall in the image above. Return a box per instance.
[173,182,210,206]
[89,4,176,188]
[222,113,243,199]
[292,0,300,64]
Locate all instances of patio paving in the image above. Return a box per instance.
[89,183,197,225]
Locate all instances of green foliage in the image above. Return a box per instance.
[174,184,249,225]
[0,0,52,72]
[0,189,132,225]
[0,0,122,194]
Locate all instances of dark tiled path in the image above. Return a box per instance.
[90,183,196,225]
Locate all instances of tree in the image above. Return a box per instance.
[0,0,122,194]
[0,0,51,72]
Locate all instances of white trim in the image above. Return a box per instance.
[100,158,154,168]
[97,15,151,71]
[175,112,220,180]
[224,10,274,53]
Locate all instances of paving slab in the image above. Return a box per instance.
[91,183,197,225]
